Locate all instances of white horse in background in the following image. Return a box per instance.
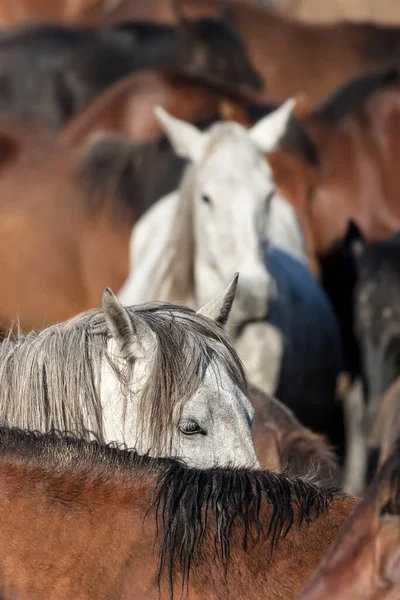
[119,100,306,395]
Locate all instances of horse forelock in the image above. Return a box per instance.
[0,303,246,454]
[127,302,248,454]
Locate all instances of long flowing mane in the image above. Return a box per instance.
[0,303,246,453]
[0,427,338,594]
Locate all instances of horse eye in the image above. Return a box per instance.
[201,193,212,205]
[179,420,205,436]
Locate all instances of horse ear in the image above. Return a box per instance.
[197,273,239,326]
[154,105,207,162]
[102,288,150,358]
[249,99,296,154]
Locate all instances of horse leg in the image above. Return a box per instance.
[342,377,367,496]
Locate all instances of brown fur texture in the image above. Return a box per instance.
[250,385,342,486]
[0,118,139,332]
[297,439,400,600]
[0,427,357,599]
[88,0,400,103]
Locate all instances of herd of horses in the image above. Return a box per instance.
[0,0,400,597]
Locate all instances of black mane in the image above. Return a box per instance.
[312,67,400,126]
[0,427,338,594]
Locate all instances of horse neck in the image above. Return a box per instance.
[186,493,358,598]
[152,167,196,307]
[121,24,180,70]
[0,451,161,598]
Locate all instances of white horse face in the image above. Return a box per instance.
[155,100,296,323]
[100,285,259,469]
[192,129,277,321]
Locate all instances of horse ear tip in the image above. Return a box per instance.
[103,287,116,303]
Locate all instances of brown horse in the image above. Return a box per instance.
[86,0,400,103]
[0,426,357,599]
[296,439,400,600]
[302,68,400,254]
[250,385,342,486]
[0,118,146,332]
[60,69,269,144]
[0,14,260,131]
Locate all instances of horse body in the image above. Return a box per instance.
[0,427,357,599]
[250,384,342,485]
[0,18,259,130]
[0,119,141,332]
[88,0,400,103]
[304,70,400,255]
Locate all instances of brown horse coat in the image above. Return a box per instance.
[87,0,400,103]
[250,385,342,486]
[0,119,141,332]
[0,427,357,599]
[297,439,400,600]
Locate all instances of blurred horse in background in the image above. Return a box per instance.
[88,0,400,102]
[120,104,342,449]
[0,14,260,129]
[297,439,400,600]
[0,118,143,331]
